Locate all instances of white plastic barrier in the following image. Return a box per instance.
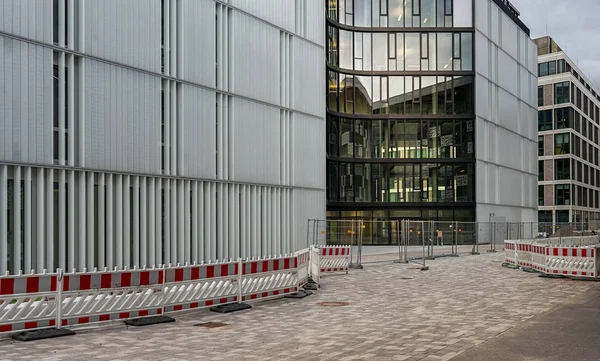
[545,245,599,279]
[309,246,321,286]
[504,240,517,265]
[296,249,310,287]
[319,246,351,274]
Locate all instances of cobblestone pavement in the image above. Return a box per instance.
[0,252,594,361]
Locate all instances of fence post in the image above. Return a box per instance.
[237,258,243,304]
[56,268,64,330]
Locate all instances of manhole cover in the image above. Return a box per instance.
[316,301,349,307]
[193,322,228,328]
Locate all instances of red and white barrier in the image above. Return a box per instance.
[296,249,310,287]
[546,246,598,278]
[319,246,351,274]
[504,240,517,265]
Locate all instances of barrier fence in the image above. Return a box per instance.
[0,245,350,338]
[504,235,600,280]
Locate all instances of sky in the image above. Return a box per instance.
[510,0,600,87]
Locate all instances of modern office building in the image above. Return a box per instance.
[326,0,539,242]
[536,36,600,226]
[0,0,325,275]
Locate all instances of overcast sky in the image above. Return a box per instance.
[510,0,600,87]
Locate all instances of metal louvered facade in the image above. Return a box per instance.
[0,0,325,275]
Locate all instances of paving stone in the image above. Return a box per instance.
[0,253,593,360]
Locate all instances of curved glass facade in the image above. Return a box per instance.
[326,0,476,233]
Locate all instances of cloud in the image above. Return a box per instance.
[510,0,600,87]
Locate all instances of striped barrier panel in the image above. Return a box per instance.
[504,240,517,265]
[515,241,535,269]
[546,245,598,278]
[309,246,321,286]
[319,246,350,274]
[529,243,548,272]
[162,261,240,313]
[0,273,59,334]
[296,249,310,287]
[59,268,165,327]
[240,256,298,302]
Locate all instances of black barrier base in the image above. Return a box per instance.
[393,260,409,264]
[210,303,252,314]
[349,263,364,269]
[539,274,565,279]
[124,315,176,327]
[284,290,313,299]
[303,283,318,290]
[471,252,481,255]
[12,328,75,342]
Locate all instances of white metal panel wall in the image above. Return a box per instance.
[0,38,52,164]
[292,114,325,189]
[293,39,324,117]
[228,0,295,33]
[181,0,215,87]
[232,98,281,185]
[84,59,161,174]
[0,0,52,43]
[84,0,160,72]
[231,11,280,105]
[292,189,325,251]
[182,85,216,178]
[305,0,325,46]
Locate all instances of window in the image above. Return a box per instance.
[555,107,572,129]
[555,159,570,180]
[538,86,543,107]
[538,160,544,181]
[539,62,548,77]
[555,133,570,155]
[558,59,565,73]
[538,110,552,131]
[548,61,556,75]
[539,185,544,206]
[555,184,571,205]
[555,82,569,104]
[538,136,544,156]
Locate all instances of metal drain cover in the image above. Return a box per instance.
[316,301,349,307]
[399,277,414,280]
[194,322,228,328]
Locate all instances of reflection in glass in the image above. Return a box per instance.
[339,29,353,69]
[396,34,405,71]
[453,76,473,114]
[354,75,372,114]
[354,0,372,27]
[421,0,435,27]
[388,76,405,114]
[405,34,420,71]
[461,33,473,71]
[389,0,404,27]
[372,33,388,71]
[437,33,452,70]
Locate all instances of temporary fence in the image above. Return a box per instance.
[503,235,600,280]
[308,219,362,268]
[0,245,350,337]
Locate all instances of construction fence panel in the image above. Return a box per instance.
[359,220,400,264]
[0,273,59,333]
[319,246,350,274]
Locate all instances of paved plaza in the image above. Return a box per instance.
[0,252,596,361]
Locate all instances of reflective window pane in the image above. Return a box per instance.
[405,34,420,71]
[437,33,452,70]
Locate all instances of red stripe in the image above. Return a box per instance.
[50,275,57,292]
[234,263,239,276]
[233,296,238,302]
[0,325,12,332]
[139,310,149,317]
[553,248,558,256]
[26,277,39,293]
[174,305,183,311]
[219,298,228,304]
[158,270,164,284]
[572,249,577,257]
[49,319,56,327]
[156,308,162,314]
[582,249,588,258]
[206,265,215,279]
[121,273,131,287]
[335,248,340,256]
[24,322,38,329]
[0,278,14,295]
[273,260,280,271]
[140,272,150,286]
[99,315,110,322]
[175,269,184,282]
[572,271,577,275]
[101,274,111,289]
[593,249,595,258]
[221,264,229,277]
[191,267,199,280]
[119,312,130,319]
[78,317,90,324]
[562,248,568,257]
[190,303,198,309]
[562,271,568,275]
[205,300,214,306]
[262,292,268,298]
[273,290,279,296]
[262,261,269,273]
[284,288,289,294]
[81,275,92,290]
[546,248,549,256]
[284,258,290,270]
[582,272,587,276]
[251,262,257,275]
[294,258,298,269]
[250,294,257,300]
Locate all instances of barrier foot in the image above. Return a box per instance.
[285,290,313,299]
[349,263,363,269]
[471,252,480,255]
[420,266,429,271]
[538,274,566,279]
[124,315,176,327]
[426,257,436,260]
[486,250,498,253]
[303,283,318,291]
[210,303,252,314]
[393,260,409,264]
[12,328,75,342]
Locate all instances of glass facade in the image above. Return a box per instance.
[327,0,476,233]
